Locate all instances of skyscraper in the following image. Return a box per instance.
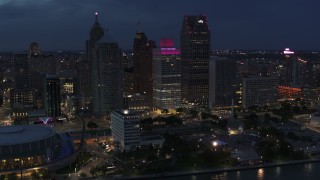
[133,32,156,108]
[180,15,211,106]
[14,54,29,90]
[80,12,104,111]
[91,36,123,115]
[153,38,181,110]
[44,74,61,117]
[29,42,41,57]
[209,57,239,107]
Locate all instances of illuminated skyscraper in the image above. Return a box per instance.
[152,38,181,110]
[133,32,156,108]
[180,15,211,106]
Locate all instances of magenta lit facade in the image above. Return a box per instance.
[152,39,181,110]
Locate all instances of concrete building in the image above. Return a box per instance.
[133,32,156,108]
[242,76,279,108]
[180,15,211,106]
[111,110,140,151]
[14,53,29,90]
[111,109,164,151]
[79,12,104,111]
[209,57,239,108]
[91,38,123,115]
[152,38,181,110]
[124,93,149,112]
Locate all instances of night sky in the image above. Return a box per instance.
[0,0,320,51]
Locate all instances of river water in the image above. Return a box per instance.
[163,162,320,180]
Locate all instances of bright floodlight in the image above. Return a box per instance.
[213,141,218,147]
[283,48,294,55]
[95,12,99,16]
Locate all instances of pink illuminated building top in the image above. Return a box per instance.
[160,38,174,48]
[154,38,180,55]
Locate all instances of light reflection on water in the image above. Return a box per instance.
[304,163,313,173]
[210,172,227,180]
[257,168,264,180]
[162,162,320,180]
[236,170,241,179]
[276,166,281,177]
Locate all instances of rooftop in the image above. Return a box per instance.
[0,125,56,145]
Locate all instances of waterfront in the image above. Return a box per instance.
[162,162,320,180]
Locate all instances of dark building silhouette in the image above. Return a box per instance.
[29,42,41,57]
[209,57,239,107]
[44,74,61,117]
[91,38,123,115]
[133,32,156,108]
[180,15,211,106]
[14,54,29,90]
[79,12,104,111]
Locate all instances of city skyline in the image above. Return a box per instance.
[0,0,320,51]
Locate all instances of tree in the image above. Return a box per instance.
[87,121,98,129]
[176,107,184,113]
[201,112,212,120]
[6,173,17,180]
[90,167,96,176]
[264,113,271,120]
[161,109,169,114]
[189,109,198,118]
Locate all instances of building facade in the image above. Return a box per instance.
[180,15,211,106]
[242,76,279,108]
[152,38,181,110]
[133,32,156,108]
[91,40,123,114]
[44,74,61,117]
[14,54,30,90]
[111,110,140,151]
[79,13,104,111]
[209,57,240,107]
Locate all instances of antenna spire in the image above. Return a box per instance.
[95,12,99,23]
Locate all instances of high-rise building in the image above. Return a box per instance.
[133,32,156,108]
[242,76,279,108]
[111,109,140,151]
[29,42,41,57]
[180,15,211,106]
[209,57,239,107]
[282,48,308,87]
[44,74,61,117]
[14,54,29,90]
[91,37,123,115]
[152,38,181,110]
[80,12,105,111]
[78,56,92,110]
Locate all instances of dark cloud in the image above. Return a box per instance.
[0,0,319,51]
